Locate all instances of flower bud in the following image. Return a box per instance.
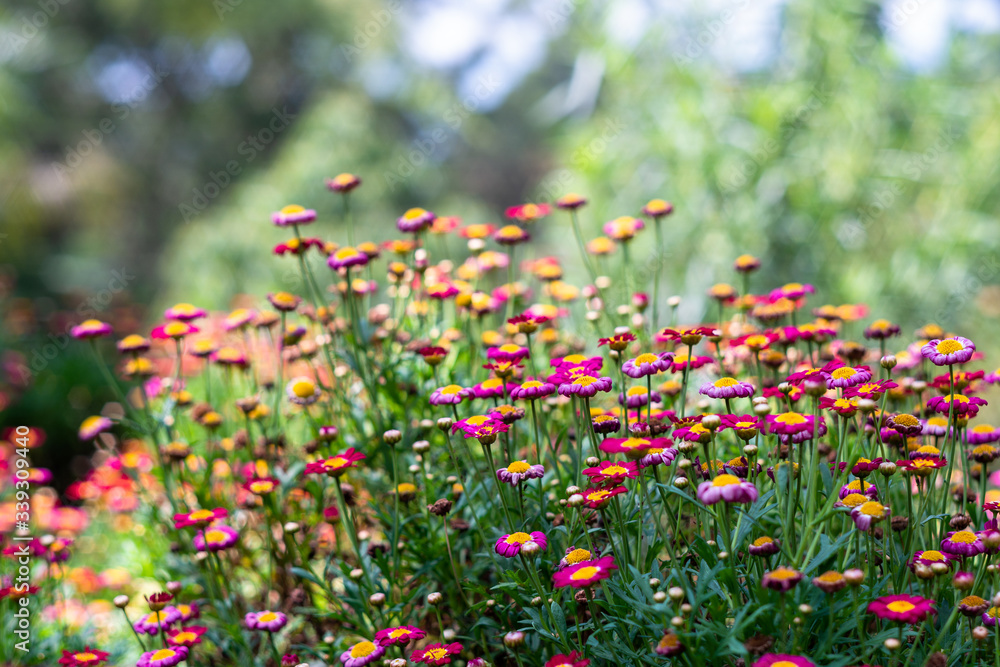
[114,594,130,608]
[468,238,485,252]
[857,398,877,413]
[437,418,453,432]
[413,440,430,454]
[884,638,901,651]
[702,414,721,431]
[880,355,897,370]
[349,568,364,580]
[653,591,667,603]
[585,456,600,467]
[973,626,989,641]
[677,458,692,469]
[673,477,689,489]
[566,485,580,495]
[369,593,386,607]
[284,522,300,534]
[915,564,934,580]
[567,494,584,507]
[648,578,661,588]
[930,562,949,576]
[798,604,813,615]
[670,615,684,627]
[844,569,865,586]
[680,603,692,614]
[911,380,927,392]
[667,296,681,308]
[878,461,896,477]
[427,592,442,605]
[530,596,542,607]
[166,581,182,594]
[486,599,496,608]
[753,403,772,417]
[953,571,975,590]
[503,631,525,648]
[718,551,729,560]
[384,429,402,445]
[668,587,685,601]
[992,591,1000,607]
[521,541,541,557]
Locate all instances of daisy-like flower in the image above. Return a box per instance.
[748,536,781,556]
[117,333,150,353]
[173,507,228,529]
[134,607,183,635]
[581,485,627,509]
[967,423,1000,444]
[641,198,673,218]
[926,393,988,416]
[983,606,1000,626]
[429,384,473,405]
[272,204,316,227]
[494,225,530,245]
[558,375,613,398]
[622,352,673,378]
[462,419,509,445]
[472,378,510,400]
[167,626,208,647]
[884,413,922,437]
[851,501,888,532]
[811,571,847,594]
[583,460,639,487]
[700,377,755,400]
[557,547,594,570]
[137,647,189,667]
[546,650,590,667]
[940,530,985,557]
[268,292,302,312]
[654,631,683,657]
[921,337,975,366]
[959,595,990,617]
[507,203,551,222]
[909,550,957,570]
[697,474,759,505]
[762,566,803,592]
[396,207,435,233]
[844,379,898,399]
[598,332,636,351]
[826,365,872,389]
[495,531,547,557]
[245,610,287,632]
[603,216,645,241]
[59,647,111,667]
[71,319,113,339]
[375,625,427,647]
[752,655,815,667]
[488,343,530,363]
[151,322,199,339]
[193,525,239,552]
[619,385,661,408]
[734,254,761,273]
[669,353,715,373]
[720,414,763,440]
[767,412,821,438]
[593,413,622,434]
[864,319,901,339]
[78,415,113,441]
[657,326,718,346]
[851,458,883,478]
[223,308,256,330]
[895,458,947,477]
[769,283,815,301]
[304,448,366,477]
[839,480,878,500]
[340,641,386,667]
[412,642,463,666]
[639,446,678,468]
[164,303,207,322]
[497,461,544,486]
[327,172,361,192]
[867,595,935,624]
[328,246,370,270]
[286,377,320,405]
[599,436,668,458]
[552,555,618,588]
[510,379,556,400]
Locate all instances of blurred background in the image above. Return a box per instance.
[3,0,1000,488]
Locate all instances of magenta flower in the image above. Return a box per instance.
[245,610,288,632]
[375,625,426,647]
[839,479,878,500]
[926,393,987,416]
[752,655,814,667]
[134,607,182,635]
[137,647,189,667]
[472,378,510,400]
[192,525,239,552]
[921,337,975,366]
[496,461,545,485]
[761,566,802,592]
[510,379,556,400]
[619,386,661,408]
[557,375,613,398]
[552,555,617,588]
[487,344,530,363]
[940,530,985,557]
[429,384,474,406]
[697,474,758,505]
[78,416,113,441]
[767,412,823,439]
[396,207,435,233]
[71,319,113,339]
[271,204,316,227]
[748,536,781,556]
[622,352,673,378]
[328,246,370,270]
[340,641,385,667]
[495,531,547,557]
[173,507,228,529]
[583,460,639,487]
[868,594,935,624]
[163,303,207,322]
[826,365,872,389]
[850,501,888,532]
[699,377,755,400]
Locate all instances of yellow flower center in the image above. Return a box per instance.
[507,461,531,474]
[634,353,658,365]
[859,501,885,517]
[775,412,807,425]
[189,509,214,521]
[333,173,355,186]
[570,566,600,581]
[173,632,196,642]
[292,380,315,398]
[886,601,916,613]
[935,339,964,354]
[257,611,278,623]
[768,567,800,580]
[963,595,986,606]
[482,378,503,389]
[325,457,348,470]
[831,367,857,380]
[151,649,177,661]
[950,530,978,544]
[440,384,463,395]
[893,414,920,427]
[280,205,305,214]
[618,438,650,450]
[751,537,773,547]
[973,424,996,434]
[587,490,610,501]
[205,529,226,543]
[565,548,591,564]
[711,474,741,487]
[389,628,410,638]
[164,322,189,336]
[335,247,359,261]
[817,571,843,583]
[714,377,739,387]
[626,387,647,397]
[920,550,946,561]
[425,648,449,660]
[772,662,798,667]
[602,465,628,476]
[350,641,377,658]
[506,532,531,544]
[75,653,98,661]
[840,493,869,508]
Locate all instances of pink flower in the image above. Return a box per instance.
[495,531,547,557]
[921,337,975,366]
[696,474,758,505]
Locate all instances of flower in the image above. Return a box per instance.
[734,254,761,273]
[850,501,888,532]
[134,607,182,634]
[173,507,228,529]
[506,203,551,222]
[669,353,715,373]
[328,246,370,270]
[619,385,661,408]
[151,322,199,339]
[603,216,645,241]
[599,436,668,457]
[495,531,547,557]
[545,650,590,667]
[137,647,189,667]
[826,365,872,389]
[193,525,239,552]
[59,647,110,666]
[412,643,463,666]
[584,460,639,487]
[558,547,594,569]
[304,448,366,477]
[272,204,316,226]
[245,610,288,632]
[581,485,627,509]
[622,352,673,378]
[510,379,556,400]
[926,393,988,416]
[71,319,113,339]
[327,172,361,192]
[921,337,975,366]
[697,475,759,505]
[117,334,150,353]
[167,626,208,647]
[720,414,763,439]
[752,655,815,667]
[641,199,674,218]
[867,595,935,624]
[494,225,530,245]
[811,571,847,593]
[940,530,985,557]
[552,555,618,588]
[983,606,1000,626]
[896,458,947,476]
[78,415,113,440]
[598,332,636,351]
[839,479,878,500]
[748,536,781,556]
[286,377,320,405]
[397,207,435,233]
[909,550,957,570]
[767,412,822,438]
[700,377,755,400]
[375,625,427,647]
[164,303,207,321]
[864,319,901,339]
[340,641,386,667]
[557,375,613,398]
[885,413,923,437]
[959,595,990,617]
[761,566,803,592]
[429,384,474,405]
[497,461,545,485]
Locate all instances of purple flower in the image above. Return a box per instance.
[941,530,985,557]
[619,386,661,408]
[193,525,239,552]
[271,205,316,227]
[497,461,545,485]
[71,319,113,339]
[699,377,755,400]
[134,607,182,635]
[510,379,556,400]
[557,375,613,398]
[639,446,677,468]
[340,640,385,667]
[696,475,758,505]
[245,610,288,632]
[826,365,872,389]
[748,536,781,556]
[921,337,976,366]
[137,646,189,667]
[396,207,435,233]
[850,501,888,532]
[495,531,547,558]
[622,352,673,378]
[429,384,474,406]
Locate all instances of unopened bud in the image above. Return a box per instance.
[880,355,897,370]
[973,626,989,641]
[166,581,182,594]
[743,444,758,456]
[585,456,600,467]
[878,462,897,477]
[798,604,813,615]
[668,587,685,601]
[844,569,865,586]
[413,440,430,454]
[427,592,442,605]
[369,593,386,607]
[384,429,402,445]
[858,398,877,413]
[567,494,584,507]
[671,616,684,627]
[648,577,661,588]
[349,568,364,580]
[503,631,525,648]
[674,477,689,489]
[702,414,721,431]
[930,562,949,576]
[437,418,453,432]
[114,594,130,608]
[653,591,667,603]
[284,522,300,534]
[753,403,772,416]
[884,638,901,651]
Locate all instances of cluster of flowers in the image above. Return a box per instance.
[8,177,1000,667]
